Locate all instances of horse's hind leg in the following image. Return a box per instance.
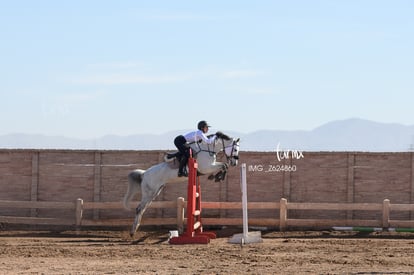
[130,184,166,237]
[130,200,150,237]
[130,194,155,237]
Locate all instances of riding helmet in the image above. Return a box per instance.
[197,120,211,130]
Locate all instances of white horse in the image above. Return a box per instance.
[123,132,240,236]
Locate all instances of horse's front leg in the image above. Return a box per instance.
[208,163,228,182]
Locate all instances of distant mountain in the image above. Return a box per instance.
[1,118,413,152]
[241,118,414,152]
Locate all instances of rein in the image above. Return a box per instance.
[190,136,239,164]
[191,141,215,157]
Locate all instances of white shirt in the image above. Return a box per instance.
[183,130,216,144]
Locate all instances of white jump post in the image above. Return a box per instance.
[229,163,263,244]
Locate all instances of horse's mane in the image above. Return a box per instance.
[208,132,231,141]
[220,133,231,140]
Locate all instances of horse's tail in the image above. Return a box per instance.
[123,169,145,210]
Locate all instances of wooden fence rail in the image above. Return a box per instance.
[1,198,414,231]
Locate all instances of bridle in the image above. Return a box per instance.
[221,138,239,164]
[192,137,239,164]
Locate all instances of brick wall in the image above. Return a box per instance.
[1,149,413,222]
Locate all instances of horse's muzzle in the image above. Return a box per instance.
[229,158,239,166]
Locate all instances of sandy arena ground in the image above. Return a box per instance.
[1,228,414,274]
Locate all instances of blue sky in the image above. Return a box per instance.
[1,1,413,138]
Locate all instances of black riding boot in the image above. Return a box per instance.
[178,157,188,177]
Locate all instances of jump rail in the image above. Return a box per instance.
[1,198,414,230]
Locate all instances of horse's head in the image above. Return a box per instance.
[217,133,240,166]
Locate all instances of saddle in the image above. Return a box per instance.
[165,151,182,161]
[165,142,193,162]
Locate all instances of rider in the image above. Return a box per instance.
[174,120,216,177]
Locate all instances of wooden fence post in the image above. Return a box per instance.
[382,199,390,229]
[75,198,83,231]
[280,198,287,231]
[31,152,39,217]
[177,197,185,233]
[93,152,102,220]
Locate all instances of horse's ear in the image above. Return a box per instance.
[236,138,240,142]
